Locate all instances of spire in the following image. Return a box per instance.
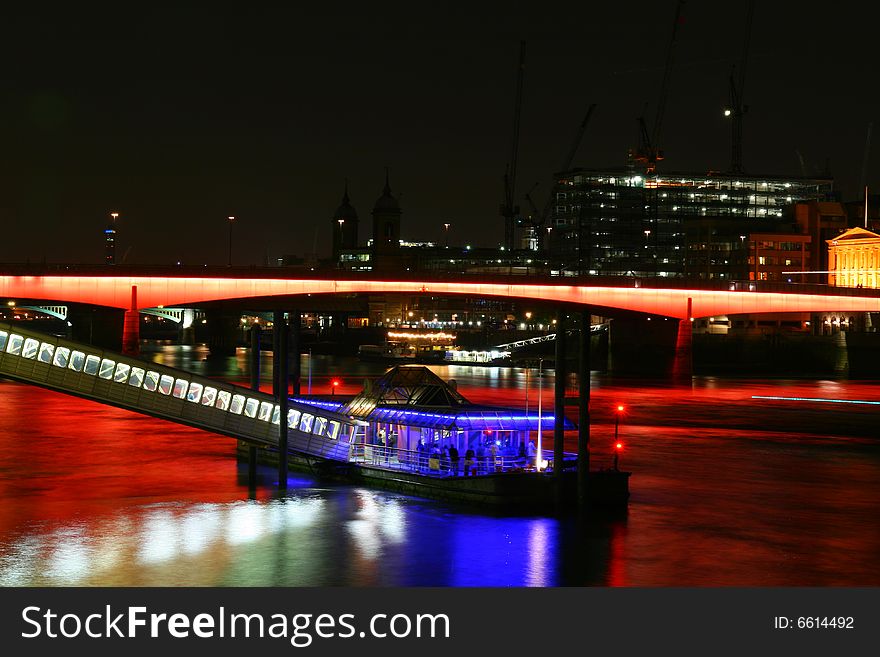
[384,167,391,196]
[342,178,350,205]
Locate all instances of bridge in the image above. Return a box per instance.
[0,320,356,464]
[2,265,880,319]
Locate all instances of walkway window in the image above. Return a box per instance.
[299,413,314,433]
[201,386,217,406]
[244,398,259,418]
[52,347,70,368]
[69,351,85,372]
[0,331,7,351]
[172,378,188,399]
[99,359,116,380]
[84,355,101,376]
[37,342,55,364]
[327,420,340,440]
[258,401,273,421]
[158,374,174,395]
[129,367,145,387]
[22,338,39,359]
[216,390,232,411]
[6,334,23,356]
[186,382,203,403]
[271,405,280,424]
[230,394,246,415]
[313,416,328,436]
[143,371,160,392]
[287,409,301,429]
[113,363,131,383]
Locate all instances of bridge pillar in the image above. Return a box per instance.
[179,308,196,346]
[290,309,301,397]
[607,316,679,377]
[67,304,125,351]
[554,308,567,501]
[274,310,289,489]
[205,309,240,359]
[672,297,694,383]
[122,285,140,356]
[577,309,591,509]
[248,324,262,486]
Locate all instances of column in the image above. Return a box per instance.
[290,309,302,396]
[577,309,591,508]
[274,310,289,489]
[672,297,693,382]
[248,323,261,485]
[554,309,566,490]
[122,285,140,356]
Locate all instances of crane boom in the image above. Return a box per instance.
[728,0,755,173]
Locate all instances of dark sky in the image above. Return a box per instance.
[0,2,876,265]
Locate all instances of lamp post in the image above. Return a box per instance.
[613,404,624,470]
[536,358,544,472]
[227,216,235,266]
[444,223,451,248]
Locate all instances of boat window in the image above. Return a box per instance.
[84,355,101,376]
[299,413,314,433]
[0,331,7,351]
[52,347,70,368]
[215,390,232,411]
[287,409,301,429]
[143,371,160,392]
[327,420,340,440]
[186,382,203,403]
[113,363,131,383]
[271,405,280,424]
[22,338,40,359]
[172,378,188,399]
[98,359,116,379]
[313,416,328,436]
[158,374,174,395]
[37,342,55,363]
[128,367,145,387]
[230,394,246,415]
[6,334,23,356]
[244,398,259,418]
[68,350,85,372]
[201,386,217,406]
[258,401,273,421]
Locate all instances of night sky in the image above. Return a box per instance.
[0,2,875,266]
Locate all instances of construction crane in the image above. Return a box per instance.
[501,41,526,252]
[634,0,685,174]
[524,104,598,228]
[724,0,755,173]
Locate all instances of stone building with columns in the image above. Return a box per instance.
[827,227,880,288]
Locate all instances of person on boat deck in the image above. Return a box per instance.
[464,446,475,476]
[489,441,499,470]
[526,439,536,466]
[476,442,486,474]
[417,439,428,469]
[448,444,460,476]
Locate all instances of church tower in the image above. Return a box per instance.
[371,169,402,257]
[332,181,359,261]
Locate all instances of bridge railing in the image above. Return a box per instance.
[0,321,357,461]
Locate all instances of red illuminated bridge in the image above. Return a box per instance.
[2,266,880,318]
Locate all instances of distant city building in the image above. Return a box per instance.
[793,200,849,282]
[104,212,119,265]
[748,232,811,282]
[372,171,402,263]
[548,168,834,279]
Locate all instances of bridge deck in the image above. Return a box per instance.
[0,321,357,463]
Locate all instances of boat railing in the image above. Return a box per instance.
[349,443,557,476]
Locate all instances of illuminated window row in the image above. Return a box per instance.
[0,329,346,441]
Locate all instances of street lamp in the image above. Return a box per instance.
[227,216,235,266]
[444,223,451,248]
[536,357,544,472]
[613,404,624,470]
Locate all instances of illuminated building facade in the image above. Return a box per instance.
[827,227,880,288]
[548,169,833,278]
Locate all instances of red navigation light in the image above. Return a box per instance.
[332,379,340,387]
[331,379,341,396]
[615,442,623,450]
[616,404,625,412]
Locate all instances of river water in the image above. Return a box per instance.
[1,343,878,586]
